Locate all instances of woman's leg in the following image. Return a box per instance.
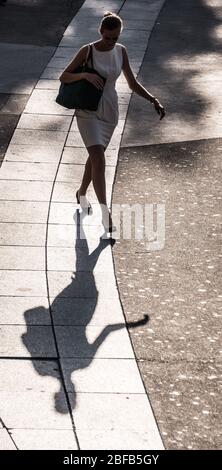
[78,146,106,196]
[87,145,114,230]
[78,156,92,195]
[87,144,107,205]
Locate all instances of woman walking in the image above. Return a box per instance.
[59,12,165,232]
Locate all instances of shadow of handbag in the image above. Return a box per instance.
[56,44,106,111]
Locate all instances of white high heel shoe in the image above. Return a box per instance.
[76,190,92,215]
[101,210,116,233]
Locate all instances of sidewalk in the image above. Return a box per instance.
[0,0,165,450]
[0,0,84,166]
[0,0,221,451]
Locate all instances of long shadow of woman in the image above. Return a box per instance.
[22,209,148,414]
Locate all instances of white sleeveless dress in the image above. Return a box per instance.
[75,43,123,149]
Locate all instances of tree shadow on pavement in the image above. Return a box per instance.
[22,209,149,414]
[0,0,85,46]
[126,0,222,140]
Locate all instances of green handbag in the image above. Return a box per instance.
[56,44,106,111]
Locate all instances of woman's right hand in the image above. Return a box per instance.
[84,72,104,90]
[153,98,165,120]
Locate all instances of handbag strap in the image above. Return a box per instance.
[87,43,94,68]
[82,44,93,67]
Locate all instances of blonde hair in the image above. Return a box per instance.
[100,11,123,32]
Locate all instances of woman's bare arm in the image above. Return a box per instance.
[121,45,165,119]
[59,44,104,89]
[59,45,89,83]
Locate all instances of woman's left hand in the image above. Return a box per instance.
[153,98,165,120]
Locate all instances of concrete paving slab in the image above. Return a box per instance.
[10,129,67,147]
[50,296,124,326]
[49,41,95,55]
[123,61,142,73]
[67,9,105,19]
[0,162,57,181]
[49,202,108,225]
[61,147,88,164]
[5,144,62,163]
[0,391,72,429]
[0,43,55,94]
[123,5,222,147]
[63,24,100,37]
[61,358,144,393]
[66,132,89,148]
[118,104,129,120]
[0,115,20,164]
[48,56,79,68]
[67,118,80,133]
[121,30,151,41]
[17,114,72,131]
[48,271,118,299]
[55,325,134,358]
[11,429,78,450]
[0,360,60,391]
[70,392,163,444]
[78,428,163,450]
[55,164,91,182]
[0,324,56,357]
[61,26,98,37]
[120,10,160,20]
[47,223,113,247]
[122,19,155,30]
[53,47,80,58]
[56,163,115,183]
[35,79,61,91]
[51,183,112,207]
[0,201,49,223]
[49,202,116,224]
[115,90,131,102]
[144,56,222,74]
[41,68,63,80]
[0,246,45,270]
[121,42,148,53]
[114,119,126,133]
[117,118,138,140]
[70,118,125,134]
[0,180,52,202]
[105,152,120,166]
[47,246,113,273]
[0,429,16,450]
[139,75,222,97]
[0,0,85,47]
[0,270,47,297]
[116,75,129,84]
[0,223,46,246]
[85,0,122,8]
[119,59,139,76]
[0,93,29,116]
[66,128,123,150]
[61,146,118,166]
[122,0,163,10]
[122,105,222,146]
[0,297,50,325]
[51,182,82,203]
[24,89,74,115]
